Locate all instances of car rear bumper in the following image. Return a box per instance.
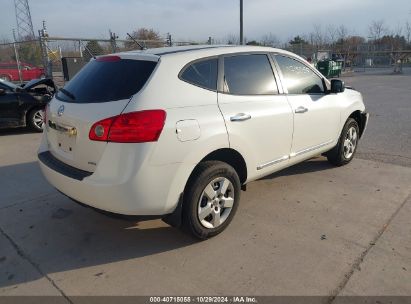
[38,141,183,216]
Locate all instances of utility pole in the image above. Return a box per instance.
[12,42,22,83]
[240,0,244,45]
[12,29,23,84]
[166,33,172,47]
[14,0,35,41]
[109,30,118,53]
[38,21,51,77]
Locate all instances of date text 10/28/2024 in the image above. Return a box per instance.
[149,296,257,303]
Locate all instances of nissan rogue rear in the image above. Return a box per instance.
[39,45,368,239]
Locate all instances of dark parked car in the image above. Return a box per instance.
[0,78,56,132]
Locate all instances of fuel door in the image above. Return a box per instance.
[176,119,201,142]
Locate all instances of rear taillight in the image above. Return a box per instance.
[89,110,166,143]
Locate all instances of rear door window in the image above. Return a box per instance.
[180,58,218,90]
[56,58,157,103]
[223,54,278,95]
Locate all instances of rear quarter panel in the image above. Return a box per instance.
[125,56,230,166]
[123,56,230,212]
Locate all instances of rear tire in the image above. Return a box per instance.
[28,108,45,132]
[182,161,241,240]
[327,118,359,166]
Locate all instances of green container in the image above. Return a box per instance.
[317,60,342,78]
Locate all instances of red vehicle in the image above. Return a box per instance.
[0,61,45,82]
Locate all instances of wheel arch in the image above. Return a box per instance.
[163,148,247,228]
[25,105,39,122]
[25,105,45,129]
[348,110,367,138]
[199,148,247,185]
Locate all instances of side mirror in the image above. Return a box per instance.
[0,88,5,95]
[330,79,345,93]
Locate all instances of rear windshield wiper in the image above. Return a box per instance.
[59,88,76,100]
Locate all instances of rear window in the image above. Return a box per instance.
[180,58,218,90]
[56,58,157,103]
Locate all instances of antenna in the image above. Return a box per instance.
[127,33,145,50]
[14,0,35,41]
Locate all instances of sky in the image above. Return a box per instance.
[1,0,410,43]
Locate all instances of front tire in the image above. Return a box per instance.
[182,161,241,239]
[28,108,45,132]
[327,118,359,166]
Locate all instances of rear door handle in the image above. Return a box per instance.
[230,113,251,122]
[295,106,308,114]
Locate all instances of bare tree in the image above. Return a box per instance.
[398,24,404,37]
[0,35,11,44]
[326,24,338,45]
[337,25,349,41]
[261,33,281,47]
[126,28,163,48]
[129,28,161,41]
[405,21,411,45]
[310,23,326,49]
[226,34,240,45]
[334,25,349,54]
[345,36,365,51]
[386,24,407,71]
[333,25,351,70]
[368,20,387,40]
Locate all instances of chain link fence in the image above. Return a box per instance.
[0,40,44,84]
[286,42,411,70]
[2,35,410,87]
[0,34,205,87]
[41,36,174,87]
[0,35,179,87]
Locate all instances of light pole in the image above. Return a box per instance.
[240,0,244,45]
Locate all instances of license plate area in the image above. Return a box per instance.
[48,120,77,155]
[56,132,76,154]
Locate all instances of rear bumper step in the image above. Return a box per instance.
[38,151,92,181]
[37,144,183,215]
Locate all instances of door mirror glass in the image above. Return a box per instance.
[330,79,345,93]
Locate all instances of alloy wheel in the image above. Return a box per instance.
[197,177,235,229]
[343,126,358,159]
[33,110,45,130]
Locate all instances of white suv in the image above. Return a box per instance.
[38,45,368,239]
